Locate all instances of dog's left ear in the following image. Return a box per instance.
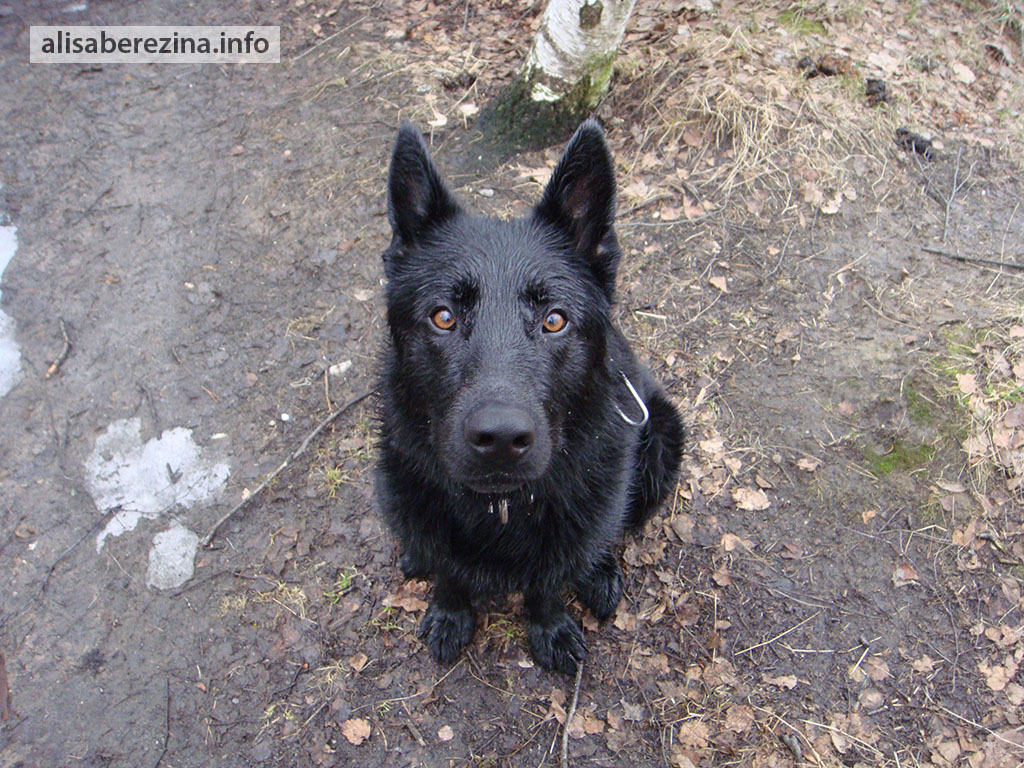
[533,119,620,299]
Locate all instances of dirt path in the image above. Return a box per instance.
[1,1,1022,767]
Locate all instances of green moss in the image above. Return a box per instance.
[905,385,936,424]
[480,51,620,150]
[778,8,827,35]
[862,440,936,477]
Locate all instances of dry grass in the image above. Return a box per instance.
[610,23,895,221]
[603,0,1024,225]
[931,312,1024,494]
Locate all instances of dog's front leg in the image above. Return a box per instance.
[524,587,587,675]
[419,576,476,665]
[574,550,624,621]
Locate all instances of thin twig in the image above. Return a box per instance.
[45,318,71,379]
[401,700,427,747]
[153,677,170,768]
[560,660,584,768]
[620,193,673,217]
[942,147,976,244]
[935,705,1024,754]
[943,147,962,244]
[201,388,375,547]
[1001,201,1020,261]
[921,246,1024,272]
[293,14,369,60]
[735,611,821,656]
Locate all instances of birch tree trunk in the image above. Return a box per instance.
[483,0,636,147]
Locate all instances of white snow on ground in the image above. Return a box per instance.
[86,417,230,589]
[146,524,201,589]
[0,223,22,399]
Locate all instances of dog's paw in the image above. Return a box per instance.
[529,614,587,675]
[418,601,475,665]
[576,563,623,622]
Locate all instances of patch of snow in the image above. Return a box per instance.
[0,224,22,399]
[146,524,200,589]
[87,417,229,551]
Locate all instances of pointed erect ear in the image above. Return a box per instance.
[386,123,460,247]
[532,119,620,297]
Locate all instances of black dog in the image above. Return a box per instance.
[376,120,684,674]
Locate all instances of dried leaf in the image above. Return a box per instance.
[892,562,918,587]
[720,533,753,551]
[383,583,429,613]
[732,487,770,511]
[583,709,605,735]
[957,373,977,395]
[614,608,637,631]
[865,655,890,681]
[676,719,710,748]
[763,673,798,689]
[709,275,728,293]
[712,565,732,587]
[699,436,725,455]
[669,514,695,543]
[951,61,976,84]
[340,718,371,745]
[861,508,878,524]
[659,205,682,221]
[349,652,368,672]
[723,704,754,732]
[912,654,936,674]
[622,701,644,721]
[797,457,821,472]
[820,192,843,215]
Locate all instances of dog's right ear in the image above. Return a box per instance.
[385,123,460,260]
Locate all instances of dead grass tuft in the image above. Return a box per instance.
[611,21,897,221]
[931,313,1024,495]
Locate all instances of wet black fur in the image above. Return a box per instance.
[376,120,685,674]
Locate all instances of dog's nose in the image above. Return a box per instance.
[464,405,535,464]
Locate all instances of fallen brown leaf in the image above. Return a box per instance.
[732,487,770,511]
[340,718,371,745]
[892,562,919,587]
[865,655,890,681]
[762,673,799,689]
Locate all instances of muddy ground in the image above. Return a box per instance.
[1,1,1023,766]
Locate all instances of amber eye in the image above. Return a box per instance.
[542,311,567,334]
[431,307,456,331]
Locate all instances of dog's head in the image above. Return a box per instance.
[382,121,621,494]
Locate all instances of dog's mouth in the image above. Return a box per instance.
[465,474,527,495]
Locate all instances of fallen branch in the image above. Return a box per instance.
[201,388,375,547]
[922,245,1024,272]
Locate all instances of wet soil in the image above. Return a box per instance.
[1,1,1022,767]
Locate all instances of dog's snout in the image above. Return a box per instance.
[464,404,535,464]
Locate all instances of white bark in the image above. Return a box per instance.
[524,0,637,105]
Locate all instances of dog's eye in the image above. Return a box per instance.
[542,311,567,334]
[431,307,456,331]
